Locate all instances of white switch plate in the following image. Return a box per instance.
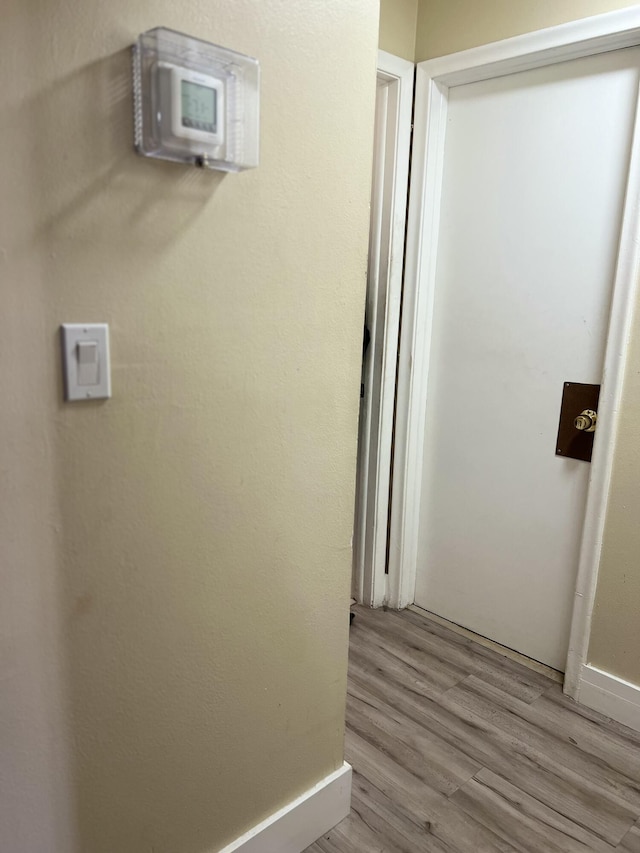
[61,324,111,401]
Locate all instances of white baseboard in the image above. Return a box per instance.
[578,664,640,732]
[217,762,352,853]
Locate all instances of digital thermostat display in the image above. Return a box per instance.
[181,80,217,132]
[168,65,225,147]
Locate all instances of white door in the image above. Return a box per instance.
[414,47,640,670]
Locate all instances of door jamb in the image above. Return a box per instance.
[391,7,640,695]
[354,50,413,608]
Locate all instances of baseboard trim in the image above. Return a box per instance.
[217,761,352,853]
[579,664,640,732]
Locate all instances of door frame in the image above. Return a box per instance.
[391,7,640,696]
[353,50,413,607]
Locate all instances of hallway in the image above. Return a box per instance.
[307,606,640,852]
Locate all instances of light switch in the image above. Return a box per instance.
[77,340,99,385]
[61,324,111,401]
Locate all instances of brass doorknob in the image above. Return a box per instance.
[574,409,597,432]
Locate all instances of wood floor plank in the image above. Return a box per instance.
[356,605,551,702]
[390,607,554,700]
[617,820,640,852]
[304,607,640,852]
[344,727,443,820]
[348,640,453,706]
[349,770,456,852]
[346,680,481,795]
[347,647,455,723]
[309,793,408,853]
[538,685,640,748]
[522,683,640,783]
[349,664,636,845]
[350,618,468,694]
[445,675,640,817]
[451,767,616,853]
[345,728,520,853]
[438,679,637,845]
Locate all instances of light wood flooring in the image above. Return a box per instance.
[306,605,640,852]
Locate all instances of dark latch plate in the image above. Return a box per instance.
[555,382,600,463]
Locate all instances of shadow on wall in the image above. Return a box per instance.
[25,48,224,261]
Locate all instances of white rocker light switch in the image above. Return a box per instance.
[61,324,111,401]
[77,340,99,386]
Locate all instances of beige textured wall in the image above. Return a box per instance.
[0,1,378,852]
[414,0,640,685]
[416,0,640,59]
[379,0,419,60]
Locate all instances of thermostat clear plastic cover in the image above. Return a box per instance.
[133,27,259,171]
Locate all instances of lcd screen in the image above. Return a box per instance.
[181,80,217,130]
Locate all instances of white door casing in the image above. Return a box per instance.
[353,50,413,607]
[391,8,640,691]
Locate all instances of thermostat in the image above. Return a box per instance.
[133,27,259,172]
